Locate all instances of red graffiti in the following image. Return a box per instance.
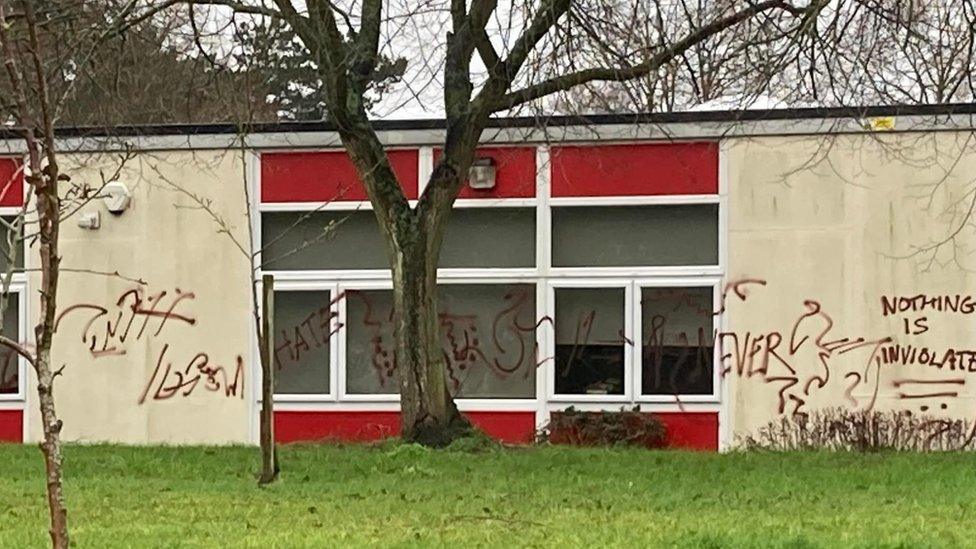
[718,280,892,417]
[274,292,344,370]
[56,287,196,358]
[139,343,244,404]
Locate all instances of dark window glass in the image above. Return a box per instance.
[554,287,625,395]
[551,205,718,267]
[273,290,333,394]
[641,287,714,395]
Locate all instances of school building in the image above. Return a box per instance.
[1,104,975,450]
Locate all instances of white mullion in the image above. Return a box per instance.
[717,139,732,451]
[418,147,433,196]
[329,281,341,402]
[534,274,549,431]
[624,282,635,404]
[536,146,551,277]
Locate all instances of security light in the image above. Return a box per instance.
[468,157,496,190]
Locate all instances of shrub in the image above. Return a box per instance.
[537,406,667,448]
[740,408,975,452]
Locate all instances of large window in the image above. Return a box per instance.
[344,284,538,398]
[260,143,722,408]
[548,281,718,400]
[272,290,334,395]
[553,287,626,395]
[640,286,715,396]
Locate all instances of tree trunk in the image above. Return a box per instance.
[34,350,68,548]
[258,274,279,484]
[34,172,68,548]
[391,223,472,446]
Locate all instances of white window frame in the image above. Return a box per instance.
[336,280,398,402]
[0,197,27,403]
[0,283,26,402]
[546,278,634,403]
[633,277,722,404]
[547,195,722,279]
[269,279,340,402]
[254,142,726,427]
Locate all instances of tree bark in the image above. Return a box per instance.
[34,169,68,548]
[390,216,472,446]
[258,274,279,484]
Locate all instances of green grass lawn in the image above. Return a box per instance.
[1,443,974,548]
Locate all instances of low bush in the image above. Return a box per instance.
[537,406,667,448]
[740,407,975,451]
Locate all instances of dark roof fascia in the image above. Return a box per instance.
[7,102,976,140]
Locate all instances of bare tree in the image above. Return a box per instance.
[134,0,837,446]
[0,1,73,544]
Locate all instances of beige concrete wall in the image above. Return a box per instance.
[724,131,976,440]
[25,149,254,444]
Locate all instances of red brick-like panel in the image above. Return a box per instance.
[0,158,23,207]
[274,410,536,444]
[262,149,419,202]
[654,412,718,451]
[550,142,718,197]
[434,147,537,199]
[0,410,22,442]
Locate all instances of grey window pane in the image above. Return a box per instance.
[0,216,23,273]
[554,287,625,395]
[345,290,397,394]
[345,284,538,398]
[641,287,714,395]
[273,290,332,394]
[262,211,389,271]
[0,293,18,394]
[440,208,535,268]
[262,208,535,271]
[552,205,718,267]
[440,284,537,398]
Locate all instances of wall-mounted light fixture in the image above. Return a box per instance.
[102,181,131,214]
[468,157,496,190]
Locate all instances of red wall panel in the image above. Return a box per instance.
[274,410,715,448]
[0,410,22,442]
[654,412,718,451]
[274,411,536,444]
[462,411,536,444]
[275,411,400,443]
[433,147,537,199]
[0,158,23,207]
[262,149,419,202]
[550,142,718,197]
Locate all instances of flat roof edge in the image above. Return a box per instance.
[8,102,976,140]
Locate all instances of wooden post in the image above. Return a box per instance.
[258,274,279,485]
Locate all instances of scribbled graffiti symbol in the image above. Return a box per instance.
[139,343,244,404]
[56,288,196,358]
